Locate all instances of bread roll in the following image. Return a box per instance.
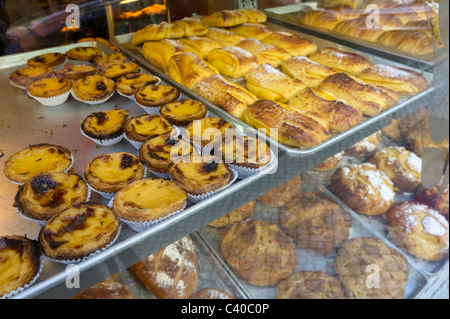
[310,47,371,75]
[205,28,246,47]
[300,10,341,30]
[201,10,248,27]
[261,31,318,57]
[129,236,198,299]
[167,52,219,90]
[245,63,306,103]
[193,75,258,119]
[243,99,331,148]
[230,23,273,40]
[281,56,337,87]
[236,38,291,68]
[141,39,186,71]
[206,46,259,79]
[178,37,221,59]
[319,73,398,117]
[239,9,267,23]
[288,87,362,133]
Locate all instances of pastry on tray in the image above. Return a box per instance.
[414,184,449,221]
[65,46,103,62]
[27,52,66,69]
[102,62,141,82]
[72,281,139,299]
[220,135,272,169]
[230,23,273,40]
[205,46,259,79]
[235,38,291,68]
[160,99,208,127]
[140,39,187,71]
[26,77,72,100]
[281,56,337,88]
[9,66,54,88]
[345,131,382,157]
[238,8,267,23]
[257,175,302,208]
[72,74,116,102]
[90,52,128,69]
[299,9,341,31]
[178,37,222,59]
[124,114,175,145]
[55,64,99,81]
[81,109,129,145]
[201,10,248,27]
[131,22,185,46]
[312,151,343,171]
[135,84,180,109]
[190,288,235,299]
[209,200,255,228]
[173,18,208,37]
[310,47,371,75]
[183,117,235,149]
[116,73,160,97]
[205,27,246,47]
[260,31,318,57]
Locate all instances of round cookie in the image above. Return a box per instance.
[257,175,302,207]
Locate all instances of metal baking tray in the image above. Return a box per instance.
[110,22,436,159]
[306,133,449,277]
[263,2,438,70]
[0,41,278,299]
[196,173,430,299]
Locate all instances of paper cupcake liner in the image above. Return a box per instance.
[80,126,124,147]
[185,168,238,204]
[181,129,218,156]
[124,134,144,150]
[86,182,116,200]
[15,188,92,226]
[71,88,115,105]
[43,224,122,265]
[108,197,186,233]
[1,255,44,299]
[67,59,91,66]
[228,148,277,180]
[28,89,71,107]
[117,90,136,101]
[10,80,26,90]
[135,100,161,115]
[145,167,170,180]
[51,61,67,72]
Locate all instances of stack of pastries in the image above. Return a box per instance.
[298,0,442,55]
[131,8,427,149]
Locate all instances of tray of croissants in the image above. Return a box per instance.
[112,7,435,158]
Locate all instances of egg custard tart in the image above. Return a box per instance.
[112,178,187,223]
[139,132,198,174]
[184,117,235,148]
[124,114,175,144]
[84,152,145,194]
[55,64,99,81]
[160,99,208,127]
[39,203,120,261]
[0,236,42,298]
[65,46,103,62]
[10,66,54,88]
[4,144,73,184]
[169,155,233,196]
[91,52,128,69]
[81,109,129,142]
[116,73,159,97]
[220,136,271,169]
[27,52,66,69]
[14,172,89,222]
[103,62,141,82]
[135,84,180,108]
[72,75,116,102]
[27,77,72,98]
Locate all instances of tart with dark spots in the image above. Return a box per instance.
[124,114,175,144]
[55,64,99,81]
[27,52,66,69]
[72,74,116,102]
[103,62,141,82]
[135,84,180,108]
[219,136,271,169]
[139,132,198,174]
[116,73,159,97]
[160,99,208,127]
[38,203,120,261]
[9,66,54,88]
[90,52,128,69]
[81,109,129,141]
[65,46,103,62]
[14,172,89,222]
[84,152,145,194]
[0,235,42,298]
[26,77,72,98]
[168,155,233,195]
[184,117,235,148]
[3,144,73,184]
[112,178,187,223]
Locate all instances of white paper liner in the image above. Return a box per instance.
[107,197,187,233]
[181,128,219,156]
[228,148,276,180]
[67,59,91,66]
[10,80,26,90]
[117,90,136,101]
[15,188,92,226]
[1,255,44,299]
[184,168,238,204]
[135,100,161,115]
[43,224,122,265]
[80,126,125,147]
[124,134,144,150]
[71,88,115,105]
[86,182,116,200]
[27,89,71,107]
[145,167,170,180]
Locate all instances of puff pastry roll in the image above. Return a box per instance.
[243,99,330,148]
[288,87,362,132]
[324,0,367,9]
[201,10,248,27]
[327,4,360,20]
[299,10,341,30]
[309,47,371,75]
[319,73,398,117]
[229,23,273,41]
[281,56,337,87]
[173,18,208,37]
[236,38,291,68]
[206,46,259,79]
[205,28,246,47]
[333,15,402,42]
[377,30,434,55]
[179,37,222,59]
[131,22,184,46]
[168,52,219,90]
[194,75,258,119]
[357,64,427,95]
[245,64,306,103]
[239,9,267,23]
[260,32,318,57]
[141,40,186,71]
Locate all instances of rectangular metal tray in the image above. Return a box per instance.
[0,41,278,299]
[197,173,430,299]
[111,22,436,159]
[306,133,449,277]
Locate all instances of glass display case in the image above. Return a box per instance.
[0,0,448,300]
